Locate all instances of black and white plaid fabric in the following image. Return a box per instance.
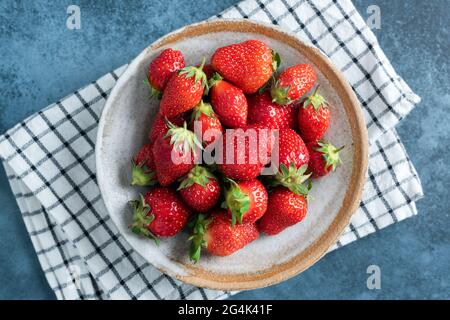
[0,0,423,300]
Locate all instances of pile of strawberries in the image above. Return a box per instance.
[129,40,343,261]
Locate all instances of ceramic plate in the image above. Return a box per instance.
[96,19,368,290]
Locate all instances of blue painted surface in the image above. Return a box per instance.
[0,0,448,299]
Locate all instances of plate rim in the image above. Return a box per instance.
[96,18,368,290]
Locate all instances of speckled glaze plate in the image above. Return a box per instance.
[96,19,368,290]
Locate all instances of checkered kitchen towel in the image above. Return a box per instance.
[0,0,423,299]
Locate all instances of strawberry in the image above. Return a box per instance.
[245,123,276,158]
[258,186,308,235]
[271,163,311,195]
[189,210,259,261]
[131,143,157,186]
[217,126,272,181]
[189,100,223,146]
[247,91,297,129]
[152,121,202,186]
[297,87,331,142]
[159,63,208,118]
[148,112,186,143]
[147,48,185,98]
[211,40,279,94]
[276,128,309,170]
[307,141,344,178]
[129,188,191,241]
[201,64,215,79]
[223,179,268,225]
[271,64,316,105]
[269,129,311,194]
[178,165,221,212]
[209,73,248,128]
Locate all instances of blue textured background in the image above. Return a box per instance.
[0,0,448,299]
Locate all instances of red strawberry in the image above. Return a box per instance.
[209,73,248,128]
[258,187,308,235]
[201,64,215,79]
[297,88,331,142]
[211,40,278,94]
[269,129,311,194]
[271,64,316,105]
[272,162,311,195]
[131,143,157,186]
[159,63,207,118]
[307,141,344,178]
[217,126,272,181]
[152,121,202,186]
[247,91,297,129]
[178,166,221,212]
[129,188,191,241]
[245,123,276,158]
[147,48,185,98]
[276,128,309,170]
[189,210,259,261]
[223,179,268,225]
[189,100,223,146]
[148,112,186,143]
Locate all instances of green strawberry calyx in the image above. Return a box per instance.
[273,163,311,195]
[222,179,250,226]
[190,100,217,121]
[164,119,203,157]
[316,141,344,171]
[179,58,208,90]
[303,86,328,112]
[143,79,162,99]
[208,72,222,89]
[130,160,157,186]
[271,49,282,72]
[178,165,216,190]
[188,213,212,262]
[129,194,160,245]
[270,80,292,105]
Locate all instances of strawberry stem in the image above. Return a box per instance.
[208,72,222,88]
[164,120,203,157]
[223,179,250,225]
[313,85,320,95]
[129,194,160,245]
[198,57,206,71]
[178,165,215,190]
[190,100,216,121]
[316,141,344,171]
[131,160,156,186]
[179,59,208,89]
[303,85,328,111]
[273,163,311,195]
[188,214,211,262]
[270,80,291,105]
[271,49,281,72]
